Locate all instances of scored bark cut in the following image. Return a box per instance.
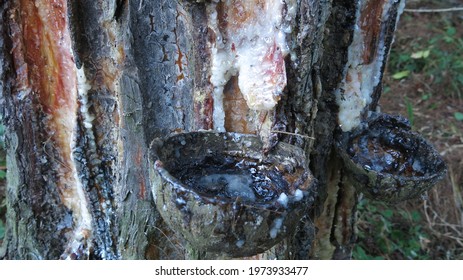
[336,113,447,203]
[149,131,317,257]
[7,0,93,259]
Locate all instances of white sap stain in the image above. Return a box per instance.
[269,217,284,239]
[236,240,245,248]
[277,193,288,208]
[207,0,296,131]
[335,1,401,131]
[176,197,187,205]
[61,65,95,259]
[293,189,303,202]
[412,160,423,174]
[255,215,264,226]
[77,67,94,130]
[198,173,256,202]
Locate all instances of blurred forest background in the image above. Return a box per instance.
[1,0,462,259]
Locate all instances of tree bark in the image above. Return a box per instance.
[0,0,405,259]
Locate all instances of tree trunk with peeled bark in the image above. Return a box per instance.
[0,0,406,259]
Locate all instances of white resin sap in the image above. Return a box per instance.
[335,1,405,132]
[277,193,288,208]
[294,189,303,201]
[207,0,296,131]
[269,217,284,239]
[198,173,256,202]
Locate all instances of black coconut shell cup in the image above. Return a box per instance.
[149,131,317,258]
[336,113,447,203]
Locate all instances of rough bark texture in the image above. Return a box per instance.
[309,0,357,259]
[0,0,405,259]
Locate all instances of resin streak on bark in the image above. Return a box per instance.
[360,0,385,64]
[71,0,129,259]
[190,3,214,131]
[18,0,74,112]
[206,0,295,142]
[10,0,92,258]
[309,0,405,259]
[335,0,405,132]
[223,76,256,134]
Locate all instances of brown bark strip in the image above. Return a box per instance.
[223,76,256,134]
[10,0,92,259]
[18,0,76,114]
[7,7,29,95]
[310,154,341,259]
[15,0,75,187]
[194,93,214,130]
[332,174,358,259]
[360,0,385,64]
[190,3,214,131]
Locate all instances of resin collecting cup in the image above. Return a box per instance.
[335,113,447,203]
[149,131,317,257]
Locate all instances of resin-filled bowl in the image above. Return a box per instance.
[336,113,447,203]
[149,131,317,257]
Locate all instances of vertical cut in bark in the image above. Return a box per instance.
[206,0,296,148]
[8,0,92,258]
[335,0,406,132]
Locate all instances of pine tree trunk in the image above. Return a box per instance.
[0,0,406,259]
